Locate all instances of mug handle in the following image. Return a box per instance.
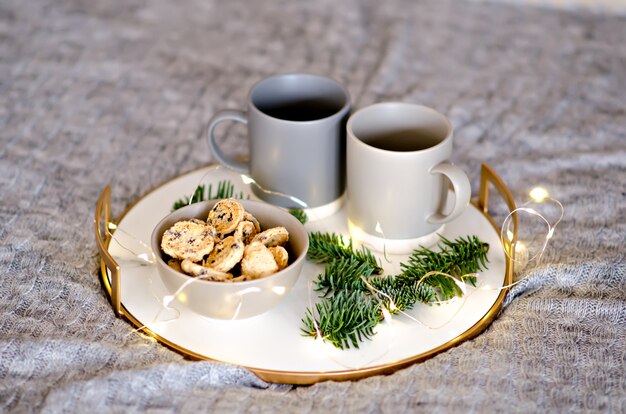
[427,161,471,224]
[206,109,249,173]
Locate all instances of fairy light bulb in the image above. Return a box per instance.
[240,174,255,185]
[512,240,529,270]
[506,229,514,241]
[381,307,393,323]
[137,253,153,263]
[162,295,174,307]
[529,187,549,203]
[176,292,188,303]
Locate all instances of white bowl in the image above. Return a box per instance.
[151,200,309,320]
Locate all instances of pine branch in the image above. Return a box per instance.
[172,180,246,211]
[399,235,489,301]
[301,290,382,350]
[369,275,437,312]
[301,233,490,349]
[314,257,377,297]
[307,232,383,274]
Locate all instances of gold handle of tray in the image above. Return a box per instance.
[476,163,518,261]
[94,186,122,316]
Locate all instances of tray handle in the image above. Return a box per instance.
[476,163,518,259]
[94,185,122,316]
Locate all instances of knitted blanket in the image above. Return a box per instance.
[1,0,624,411]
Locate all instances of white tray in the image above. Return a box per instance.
[95,164,514,384]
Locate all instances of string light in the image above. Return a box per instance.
[107,222,155,265]
[240,173,308,209]
[496,186,563,286]
[352,271,472,332]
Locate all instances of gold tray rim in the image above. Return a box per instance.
[97,163,514,385]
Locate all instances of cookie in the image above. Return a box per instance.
[181,259,232,281]
[241,242,279,279]
[268,246,289,270]
[207,198,245,237]
[204,235,244,272]
[252,226,289,247]
[161,220,216,262]
[244,212,261,233]
[167,259,182,273]
[189,218,208,226]
[235,220,257,245]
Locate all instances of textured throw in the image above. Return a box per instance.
[1,0,624,412]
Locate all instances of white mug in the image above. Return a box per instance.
[346,102,471,254]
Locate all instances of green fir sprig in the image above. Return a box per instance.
[369,275,437,313]
[172,181,308,224]
[314,257,378,297]
[288,208,308,224]
[399,235,489,298]
[301,233,490,349]
[172,180,246,211]
[301,290,382,350]
[307,232,384,274]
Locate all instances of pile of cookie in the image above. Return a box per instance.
[160,199,290,282]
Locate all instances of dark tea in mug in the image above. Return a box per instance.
[260,99,342,122]
[361,129,443,152]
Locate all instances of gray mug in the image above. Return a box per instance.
[207,73,351,210]
[347,102,471,254]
